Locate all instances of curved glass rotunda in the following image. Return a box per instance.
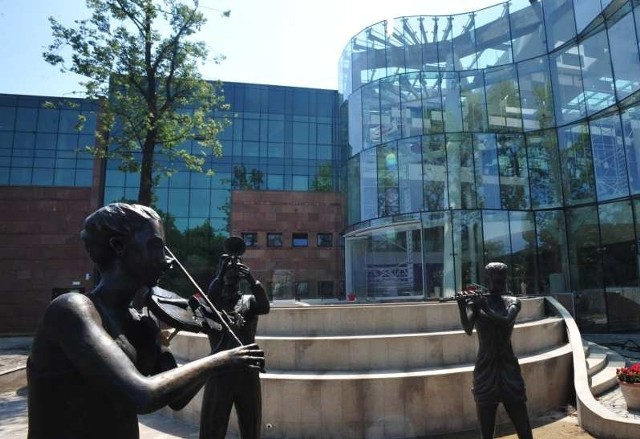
[339,0,640,331]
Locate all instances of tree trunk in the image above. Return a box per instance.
[138,133,155,206]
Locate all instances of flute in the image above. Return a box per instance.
[437,283,490,302]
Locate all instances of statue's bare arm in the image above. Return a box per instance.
[45,293,263,414]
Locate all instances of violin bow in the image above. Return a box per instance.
[164,246,244,346]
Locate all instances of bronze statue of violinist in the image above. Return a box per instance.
[27,203,264,439]
[456,262,533,439]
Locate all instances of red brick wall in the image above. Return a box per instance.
[230,191,345,299]
[0,186,98,334]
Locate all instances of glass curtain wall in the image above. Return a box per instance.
[104,82,341,232]
[0,95,97,187]
[341,0,640,330]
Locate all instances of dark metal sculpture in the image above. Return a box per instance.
[26,203,264,439]
[456,262,533,439]
[200,236,270,439]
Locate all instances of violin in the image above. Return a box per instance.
[145,237,246,346]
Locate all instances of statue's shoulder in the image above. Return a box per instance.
[502,294,521,308]
[46,292,96,322]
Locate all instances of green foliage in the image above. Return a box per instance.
[44,0,230,205]
[158,212,226,296]
[310,163,333,192]
[230,165,263,190]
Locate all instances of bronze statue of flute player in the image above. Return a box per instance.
[456,262,533,439]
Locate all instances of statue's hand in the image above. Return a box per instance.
[216,343,265,372]
[234,263,255,283]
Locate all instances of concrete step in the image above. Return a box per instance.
[258,317,565,372]
[257,297,546,337]
[589,349,627,396]
[172,316,565,373]
[585,343,608,376]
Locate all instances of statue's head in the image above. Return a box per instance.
[81,203,170,287]
[485,262,508,293]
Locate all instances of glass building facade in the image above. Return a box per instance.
[0,95,97,187]
[340,0,640,331]
[103,82,341,233]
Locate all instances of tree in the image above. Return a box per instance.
[44,0,230,205]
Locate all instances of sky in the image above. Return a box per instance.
[0,0,503,97]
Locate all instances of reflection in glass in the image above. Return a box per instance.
[527,130,563,209]
[579,28,614,116]
[543,0,577,51]
[421,135,446,211]
[482,210,510,266]
[460,71,487,132]
[510,0,546,62]
[518,58,555,131]
[509,211,537,294]
[452,210,483,291]
[360,148,378,221]
[590,114,629,201]
[473,133,500,209]
[485,65,521,132]
[599,201,636,289]
[377,142,400,217]
[535,210,570,294]
[621,107,640,195]
[609,10,640,101]
[498,134,530,210]
[566,205,607,331]
[397,137,423,213]
[446,133,475,209]
[558,123,596,205]
[550,44,586,125]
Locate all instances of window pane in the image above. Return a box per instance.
[621,106,640,195]
[292,233,308,247]
[559,123,596,205]
[360,148,378,221]
[498,134,530,209]
[518,57,555,131]
[485,65,521,132]
[267,233,283,247]
[37,108,59,132]
[550,44,586,125]
[242,232,258,247]
[544,0,577,50]
[609,18,639,101]
[527,130,563,209]
[535,210,570,294]
[579,29,614,115]
[400,72,423,138]
[510,0,547,62]
[473,134,500,209]
[420,134,449,212]
[590,114,629,201]
[446,133,476,209]
[460,71,488,132]
[377,142,399,217]
[317,233,333,247]
[348,156,361,225]
[15,107,37,131]
[398,137,423,213]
